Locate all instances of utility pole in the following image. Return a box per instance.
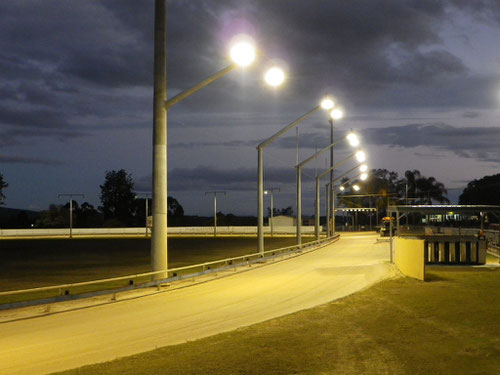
[58,193,84,238]
[205,191,227,237]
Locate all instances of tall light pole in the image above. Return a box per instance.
[296,133,360,243]
[265,187,280,236]
[151,0,284,279]
[328,108,345,235]
[257,97,334,253]
[58,193,84,239]
[205,191,226,237]
[316,165,367,239]
[136,193,151,237]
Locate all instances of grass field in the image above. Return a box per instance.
[51,264,500,375]
[0,236,313,296]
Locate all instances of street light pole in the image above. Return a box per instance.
[151,0,168,280]
[257,105,322,253]
[58,193,84,239]
[136,193,151,237]
[295,135,360,243]
[151,2,283,278]
[265,188,280,236]
[205,191,226,237]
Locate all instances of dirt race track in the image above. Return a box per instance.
[0,233,395,375]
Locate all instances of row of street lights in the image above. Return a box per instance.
[151,0,369,276]
[152,0,293,278]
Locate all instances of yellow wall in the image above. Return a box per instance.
[394,237,425,281]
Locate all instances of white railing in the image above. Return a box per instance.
[0,225,321,237]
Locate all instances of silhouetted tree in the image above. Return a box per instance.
[0,173,7,205]
[75,202,103,227]
[400,170,449,204]
[99,169,136,226]
[460,173,500,206]
[36,204,68,228]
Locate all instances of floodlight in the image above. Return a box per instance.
[229,36,256,67]
[330,108,344,120]
[359,164,368,172]
[355,151,366,163]
[264,66,285,87]
[360,173,368,181]
[353,185,360,191]
[320,97,334,110]
[339,186,345,191]
[347,132,359,147]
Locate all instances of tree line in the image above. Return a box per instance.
[0,170,184,228]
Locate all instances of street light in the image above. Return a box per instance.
[296,136,359,244]
[314,159,367,240]
[229,35,256,67]
[152,0,287,279]
[353,184,360,191]
[326,105,346,237]
[264,67,285,87]
[256,97,335,253]
[264,187,280,236]
[205,191,227,237]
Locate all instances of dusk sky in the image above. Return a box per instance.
[1,0,500,216]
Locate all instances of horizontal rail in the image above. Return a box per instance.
[0,236,337,298]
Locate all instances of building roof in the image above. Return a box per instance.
[387,205,500,215]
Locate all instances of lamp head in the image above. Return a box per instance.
[330,108,344,120]
[264,66,285,87]
[353,185,360,191]
[229,35,256,67]
[339,186,345,191]
[347,132,359,147]
[320,97,335,110]
[359,164,368,172]
[355,150,366,163]
[360,173,368,181]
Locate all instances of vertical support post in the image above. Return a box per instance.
[270,190,274,237]
[326,184,330,237]
[69,199,73,239]
[315,177,320,240]
[390,210,394,263]
[145,198,149,237]
[257,146,264,253]
[296,166,302,245]
[213,194,217,237]
[151,0,168,280]
[329,119,334,235]
[332,189,336,234]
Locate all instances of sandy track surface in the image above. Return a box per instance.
[0,233,395,375]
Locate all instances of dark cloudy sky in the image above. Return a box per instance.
[1,0,499,216]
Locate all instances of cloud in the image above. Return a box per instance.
[0,155,64,166]
[362,123,500,162]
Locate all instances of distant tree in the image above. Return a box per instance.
[36,204,68,228]
[99,169,136,226]
[168,196,184,218]
[0,173,7,205]
[75,202,103,227]
[400,170,449,204]
[459,173,500,206]
[275,206,294,216]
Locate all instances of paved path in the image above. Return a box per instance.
[0,233,395,375]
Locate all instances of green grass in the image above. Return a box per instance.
[0,236,313,303]
[52,267,500,375]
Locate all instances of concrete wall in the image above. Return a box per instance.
[394,237,426,281]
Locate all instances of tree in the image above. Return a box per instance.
[75,202,103,227]
[99,169,136,226]
[36,204,68,228]
[400,170,449,204]
[0,173,7,205]
[459,173,500,206]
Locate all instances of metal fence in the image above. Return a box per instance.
[0,235,339,310]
